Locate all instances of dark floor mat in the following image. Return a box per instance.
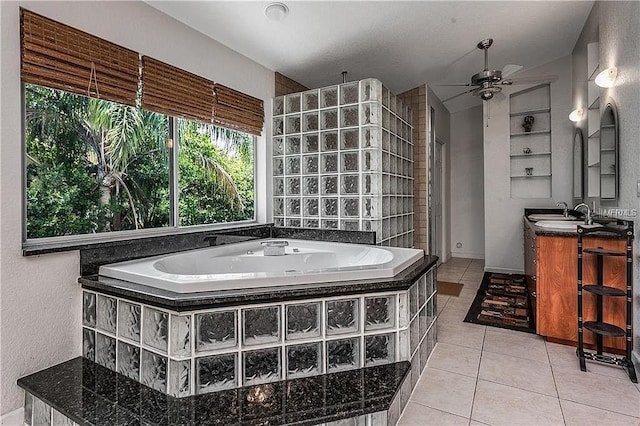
[463,272,535,333]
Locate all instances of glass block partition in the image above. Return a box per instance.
[81,267,436,398]
[272,79,415,247]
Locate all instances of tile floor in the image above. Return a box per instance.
[398,257,640,426]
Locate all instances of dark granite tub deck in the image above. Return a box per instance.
[19,357,410,426]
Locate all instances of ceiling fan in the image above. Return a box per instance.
[439,38,553,103]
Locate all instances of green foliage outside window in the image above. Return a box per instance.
[24,84,255,239]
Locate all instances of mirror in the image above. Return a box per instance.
[600,101,618,200]
[572,128,584,200]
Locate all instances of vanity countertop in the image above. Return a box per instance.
[524,208,630,238]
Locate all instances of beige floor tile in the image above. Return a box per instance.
[460,271,486,283]
[410,368,477,418]
[437,304,471,324]
[478,351,557,396]
[546,342,632,381]
[438,271,464,283]
[427,342,482,378]
[437,323,486,350]
[560,399,640,426]
[454,287,480,302]
[471,380,565,426]
[442,258,473,268]
[438,265,469,275]
[398,402,469,426]
[436,295,449,314]
[553,369,640,417]
[482,329,549,363]
[469,422,490,426]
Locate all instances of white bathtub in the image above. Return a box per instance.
[98,238,424,293]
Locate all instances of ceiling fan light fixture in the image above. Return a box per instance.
[569,108,585,122]
[595,67,617,88]
[265,2,289,21]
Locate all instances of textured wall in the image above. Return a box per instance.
[398,86,427,251]
[275,72,309,97]
[573,0,640,371]
[0,1,274,414]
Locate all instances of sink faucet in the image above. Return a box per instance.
[556,201,569,217]
[573,203,593,225]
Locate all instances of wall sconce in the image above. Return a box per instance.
[569,108,584,122]
[595,67,617,88]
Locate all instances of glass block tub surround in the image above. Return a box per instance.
[81,266,437,398]
[273,79,415,248]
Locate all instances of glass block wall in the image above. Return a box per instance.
[272,79,414,247]
[81,267,436,398]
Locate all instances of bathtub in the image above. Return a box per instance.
[98,238,424,293]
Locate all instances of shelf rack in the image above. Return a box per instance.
[576,222,637,383]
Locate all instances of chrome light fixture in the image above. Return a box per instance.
[569,108,584,122]
[595,67,617,88]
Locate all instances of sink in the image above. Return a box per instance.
[535,221,602,231]
[528,214,578,221]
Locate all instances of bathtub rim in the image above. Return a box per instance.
[80,254,438,312]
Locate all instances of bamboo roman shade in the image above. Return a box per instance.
[20,9,139,106]
[20,10,264,135]
[141,56,215,124]
[213,84,264,136]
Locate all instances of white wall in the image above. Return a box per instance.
[483,55,574,273]
[0,1,274,414]
[572,1,640,374]
[450,105,485,259]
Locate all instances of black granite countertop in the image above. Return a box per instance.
[524,208,631,238]
[80,255,438,311]
[18,357,410,426]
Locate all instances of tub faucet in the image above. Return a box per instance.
[203,235,218,246]
[556,201,569,217]
[261,240,288,256]
[573,203,593,225]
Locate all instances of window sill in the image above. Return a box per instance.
[22,221,266,256]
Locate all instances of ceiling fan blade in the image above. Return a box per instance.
[443,88,476,103]
[433,83,472,87]
[505,74,559,85]
[501,64,523,77]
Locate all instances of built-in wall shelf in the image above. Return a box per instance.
[511,174,552,179]
[510,152,551,158]
[587,41,600,198]
[509,84,552,198]
[510,130,551,137]
[509,108,551,117]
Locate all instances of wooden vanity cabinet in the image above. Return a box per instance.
[524,221,627,352]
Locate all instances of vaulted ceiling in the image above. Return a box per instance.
[147,1,593,112]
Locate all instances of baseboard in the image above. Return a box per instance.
[485,266,524,275]
[450,251,484,260]
[0,408,23,426]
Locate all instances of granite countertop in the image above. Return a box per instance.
[18,357,410,426]
[523,208,631,238]
[79,255,438,311]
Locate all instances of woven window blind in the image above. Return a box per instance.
[214,84,264,136]
[141,56,215,123]
[20,9,139,106]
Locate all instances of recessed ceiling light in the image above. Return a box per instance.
[265,2,289,21]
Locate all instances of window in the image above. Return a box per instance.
[24,84,256,240]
